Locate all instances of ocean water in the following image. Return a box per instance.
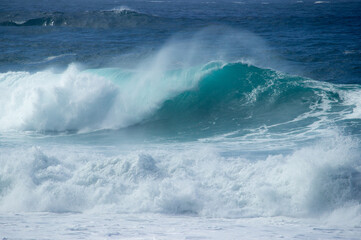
[1,0,361,239]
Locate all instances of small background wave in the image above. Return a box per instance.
[0,8,160,28]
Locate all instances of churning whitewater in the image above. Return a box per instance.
[0,135,360,219]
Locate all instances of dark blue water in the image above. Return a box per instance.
[1,0,360,83]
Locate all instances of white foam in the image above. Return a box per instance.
[0,65,120,132]
[314,1,330,4]
[331,84,361,120]
[45,53,76,62]
[108,6,134,13]
[0,134,360,221]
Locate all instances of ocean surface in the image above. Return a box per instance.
[1,0,361,239]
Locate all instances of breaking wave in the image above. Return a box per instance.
[0,61,360,137]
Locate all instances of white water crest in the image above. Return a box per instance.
[0,62,219,132]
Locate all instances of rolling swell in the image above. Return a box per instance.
[0,9,159,28]
[0,61,360,137]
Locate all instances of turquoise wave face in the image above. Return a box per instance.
[145,63,318,132]
[102,62,360,141]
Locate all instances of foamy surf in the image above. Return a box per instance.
[0,132,360,220]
